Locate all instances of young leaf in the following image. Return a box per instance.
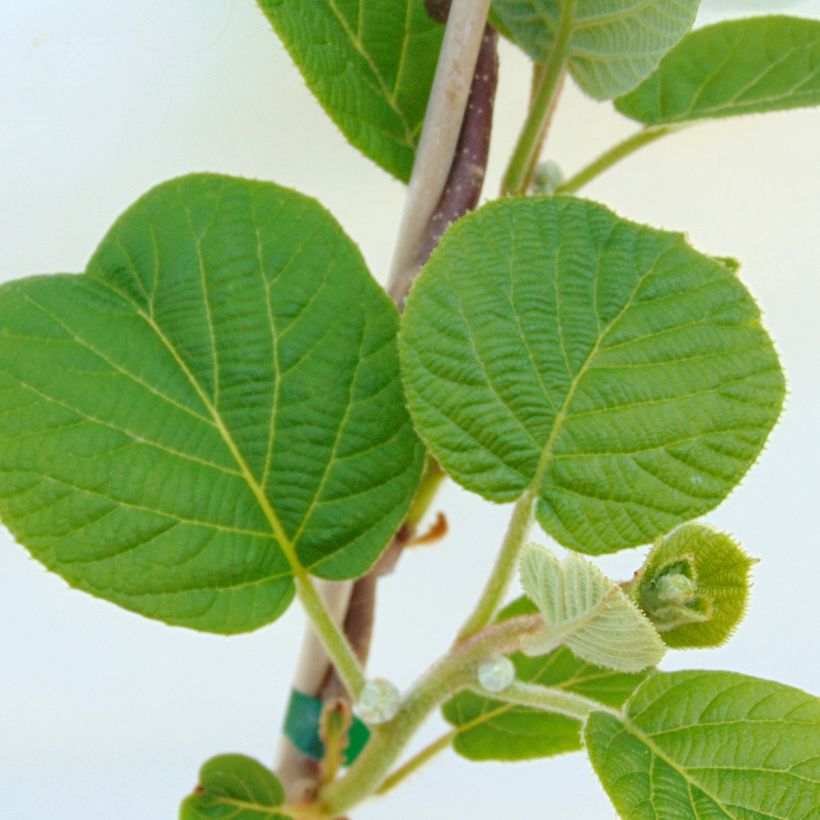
[443,598,648,761]
[180,754,290,819]
[399,196,784,555]
[586,671,820,818]
[492,0,699,100]
[519,544,664,671]
[0,174,422,633]
[616,16,820,125]
[256,0,444,181]
[635,523,754,647]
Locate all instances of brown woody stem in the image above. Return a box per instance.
[276,2,498,804]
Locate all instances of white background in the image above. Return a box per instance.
[1,1,819,818]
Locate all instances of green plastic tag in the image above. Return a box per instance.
[283,689,370,765]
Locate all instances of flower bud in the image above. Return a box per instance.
[356,678,401,725]
[477,657,515,693]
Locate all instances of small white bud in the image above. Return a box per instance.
[477,657,515,693]
[356,678,400,724]
[532,160,564,195]
[655,572,695,604]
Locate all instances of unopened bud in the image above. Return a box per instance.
[477,657,515,693]
[655,572,695,605]
[357,678,400,724]
[533,160,564,195]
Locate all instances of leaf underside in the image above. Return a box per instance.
[492,0,699,99]
[400,196,784,555]
[520,544,665,671]
[586,671,820,818]
[443,597,648,761]
[616,15,820,125]
[257,0,444,181]
[0,174,422,633]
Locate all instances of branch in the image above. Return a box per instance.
[388,0,494,306]
[556,125,676,194]
[457,490,535,639]
[319,615,545,814]
[501,0,575,196]
[466,680,618,720]
[276,1,497,801]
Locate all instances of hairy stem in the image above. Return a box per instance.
[457,491,536,640]
[467,680,618,720]
[376,729,457,797]
[557,126,676,194]
[318,615,544,814]
[369,666,623,799]
[501,0,576,196]
[294,574,366,698]
[520,65,567,193]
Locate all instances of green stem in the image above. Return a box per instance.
[501,0,575,196]
[405,458,446,531]
[341,676,621,806]
[457,491,536,640]
[467,680,618,720]
[294,573,366,698]
[556,126,676,195]
[318,615,543,814]
[376,729,456,796]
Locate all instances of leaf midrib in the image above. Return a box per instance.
[326,0,416,145]
[142,310,306,578]
[203,792,287,816]
[614,713,745,818]
[525,236,671,503]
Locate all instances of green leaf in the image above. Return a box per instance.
[520,544,665,670]
[257,0,444,181]
[0,174,422,633]
[399,196,784,555]
[443,597,649,761]
[492,0,699,100]
[635,523,754,648]
[180,754,290,819]
[616,16,820,125]
[585,671,820,818]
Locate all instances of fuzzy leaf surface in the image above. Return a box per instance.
[586,671,820,818]
[257,0,443,181]
[520,544,664,670]
[636,523,753,647]
[492,0,698,99]
[400,196,784,555]
[443,598,648,761]
[0,174,422,633]
[180,754,289,819]
[616,16,820,124]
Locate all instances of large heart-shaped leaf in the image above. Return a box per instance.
[400,196,784,555]
[616,16,820,125]
[443,598,648,761]
[520,544,664,671]
[492,0,699,100]
[0,174,422,633]
[181,754,289,819]
[586,671,820,818]
[257,0,444,181]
